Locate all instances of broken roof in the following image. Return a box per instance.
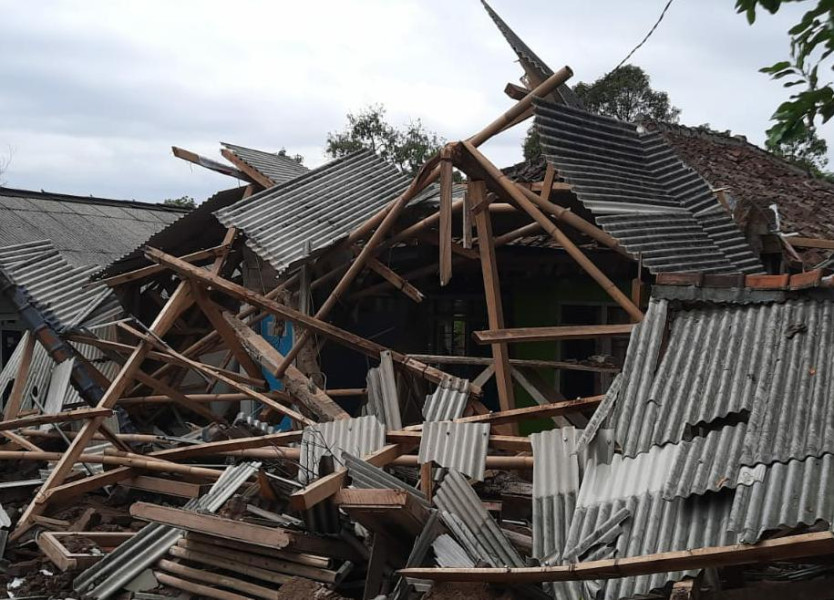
[0,187,186,267]
[221,142,309,188]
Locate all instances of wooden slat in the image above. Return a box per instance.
[439,150,454,286]
[452,395,602,427]
[100,245,228,288]
[407,353,620,373]
[399,532,834,583]
[786,236,834,249]
[473,323,634,344]
[0,407,113,431]
[366,257,424,303]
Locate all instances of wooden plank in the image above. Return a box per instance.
[4,332,35,420]
[439,149,454,286]
[121,475,208,499]
[0,408,113,432]
[185,533,331,568]
[472,180,516,433]
[144,247,477,395]
[387,430,531,452]
[407,354,619,373]
[154,571,254,600]
[366,257,424,303]
[538,163,558,203]
[473,323,634,344]
[223,312,348,421]
[399,531,834,583]
[12,283,195,540]
[289,443,412,511]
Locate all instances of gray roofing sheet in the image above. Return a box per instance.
[729,453,834,543]
[434,470,526,568]
[418,421,490,482]
[422,377,471,423]
[298,415,385,484]
[609,296,834,464]
[532,100,763,274]
[0,188,184,267]
[364,351,402,430]
[215,150,411,274]
[221,142,309,186]
[342,451,429,509]
[0,240,122,332]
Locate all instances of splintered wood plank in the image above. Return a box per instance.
[471,180,517,434]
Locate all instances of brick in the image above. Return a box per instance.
[789,269,823,290]
[745,273,790,289]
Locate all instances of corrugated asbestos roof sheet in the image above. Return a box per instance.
[418,422,490,482]
[215,150,411,274]
[422,377,470,423]
[730,454,834,543]
[533,100,764,274]
[0,240,122,332]
[298,415,385,484]
[434,470,525,568]
[364,351,402,430]
[0,187,184,267]
[221,142,309,186]
[95,186,245,280]
[609,296,834,463]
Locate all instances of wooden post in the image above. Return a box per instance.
[540,163,557,204]
[420,461,434,502]
[471,181,517,433]
[4,332,36,420]
[11,283,194,540]
[439,147,454,286]
[459,142,643,322]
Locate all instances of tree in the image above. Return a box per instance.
[736,0,834,145]
[522,65,679,160]
[163,195,196,209]
[574,65,681,123]
[766,124,830,173]
[326,104,444,177]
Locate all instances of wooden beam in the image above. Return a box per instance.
[471,180,517,434]
[538,163,559,203]
[144,247,475,395]
[387,430,531,452]
[399,531,834,583]
[156,559,280,600]
[118,391,290,405]
[220,148,274,188]
[171,146,254,182]
[0,407,113,431]
[154,571,253,600]
[289,443,412,511]
[12,282,194,540]
[451,395,602,427]
[223,313,349,421]
[190,283,262,378]
[99,245,229,288]
[786,236,834,249]
[366,257,424,303]
[439,148,454,286]
[121,475,207,499]
[3,332,36,420]
[473,323,634,344]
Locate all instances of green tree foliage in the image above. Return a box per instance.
[163,195,196,209]
[326,104,444,177]
[574,65,681,123]
[736,0,834,144]
[766,124,830,172]
[522,65,679,160]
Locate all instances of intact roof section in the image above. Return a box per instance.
[215,150,411,274]
[532,100,764,274]
[0,187,185,267]
[221,142,309,186]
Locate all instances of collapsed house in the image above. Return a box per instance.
[2,3,834,600]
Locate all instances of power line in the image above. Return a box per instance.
[610,0,677,74]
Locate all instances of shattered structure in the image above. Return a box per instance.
[3,3,834,600]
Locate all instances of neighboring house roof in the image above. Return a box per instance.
[651,122,834,260]
[0,187,187,267]
[533,100,764,274]
[216,150,411,274]
[480,0,582,107]
[221,142,309,187]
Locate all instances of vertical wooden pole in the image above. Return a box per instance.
[439,148,454,286]
[471,181,518,434]
[462,189,473,250]
[540,163,557,204]
[4,332,36,420]
[11,283,194,540]
[420,461,434,502]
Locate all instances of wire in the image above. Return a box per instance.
[610,0,676,74]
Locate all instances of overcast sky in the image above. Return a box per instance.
[0,0,819,203]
